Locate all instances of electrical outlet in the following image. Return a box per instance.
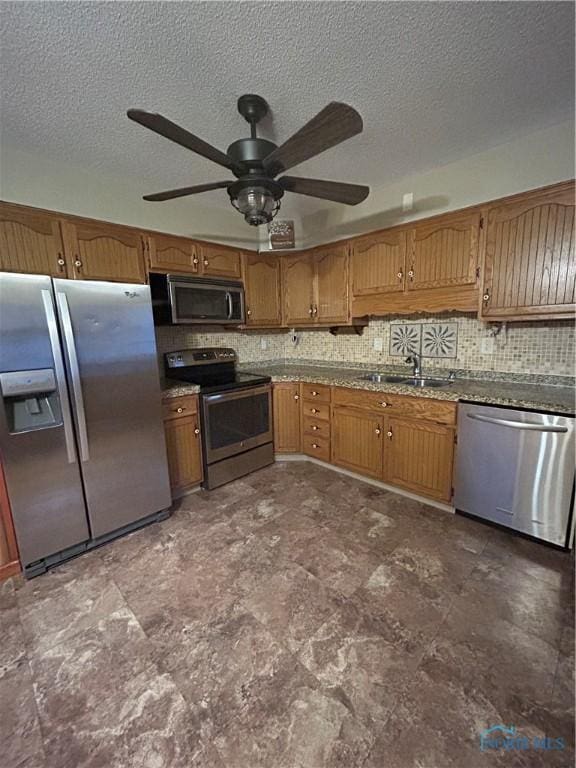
[373,337,383,352]
[402,192,414,212]
[481,337,495,354]
[260,337,268,351]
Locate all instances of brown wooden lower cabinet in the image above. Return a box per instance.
[332,406,384,479]
[162,395,203,496]
[0,463,20,581]
[383,416,455,502]
[272,383,301,452]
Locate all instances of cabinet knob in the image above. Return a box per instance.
[387,430,393,439]
[375,427,381,436]
[176,407,185,413]
[312,425,319,431]
[397,270,403,280]
[311,408,319,414]
[311,390,318,396]
[193,257,199,265]
[379,401,388,408]
[247,308,252,317]
[312,443,319,449]
[74,259,82,269]
[194,427,200,435]
[308,306,314,315]
[313,305,318,316]
[203,259,209,267]
[294,394,299,400]
[483,292,490,303]
[408,268,414,280]
[57,256,66,268]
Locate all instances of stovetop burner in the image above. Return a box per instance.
[164,348,271,394]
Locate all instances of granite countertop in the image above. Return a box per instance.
[161,379,200,399]
[238,362,575,415]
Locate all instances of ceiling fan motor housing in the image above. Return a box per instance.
[227,138,277,172]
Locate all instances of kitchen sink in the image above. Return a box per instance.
[358,373,452,388]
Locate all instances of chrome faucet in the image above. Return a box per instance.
[405,353,422,378]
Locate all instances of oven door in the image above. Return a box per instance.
[201,385,272,464]
[168,280,244,324]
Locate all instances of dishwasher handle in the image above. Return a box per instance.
[467,413,568,433]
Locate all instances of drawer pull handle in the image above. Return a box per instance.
[176,407,185,413]
[312,425,319,431]
[379,401,388,408]
[311,408,319,414]
[312,443,319,449]
[387,430,393,439]
[311,390,318,396]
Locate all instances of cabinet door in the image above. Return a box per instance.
[315,244,350,324]
[384,417,454,502]
[0,205,69,277]
[164,414,203,494]
[282,252,316,325]
[62,221,147,283]
[272,383,301,452]
[0,463,20,581]
[198,243,241,279]
[332,406,383,479]
[148,233,199,274]
[408,211,480,291]
[243,252,282,326]
[351,230,406,296]
[481,183,575,320]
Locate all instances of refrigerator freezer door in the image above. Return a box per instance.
[53,279,171,537]
[0,272,89,566]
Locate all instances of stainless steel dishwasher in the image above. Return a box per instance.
[454,402,575,547]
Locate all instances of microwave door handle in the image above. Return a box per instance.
[225,292,233,319]
[56,291,90,462]
[41,290,77,463]
[466,413,568,433]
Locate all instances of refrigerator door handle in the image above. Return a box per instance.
[466,413,568,433]
[41,290,77,464]
[56,291,90,462]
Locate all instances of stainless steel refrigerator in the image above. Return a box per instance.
[0,272,172,577]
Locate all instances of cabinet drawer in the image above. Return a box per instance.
[301,400,330,421]
[300,383,331,403]
[332,387,456,425]
[162,395,199,421]
[303,416,331,439]
[302,434,330,462]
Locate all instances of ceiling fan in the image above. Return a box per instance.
[127,95,369,226]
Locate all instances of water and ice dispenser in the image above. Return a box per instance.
[0,369,63,433]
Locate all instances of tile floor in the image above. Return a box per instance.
[1,462,574,768]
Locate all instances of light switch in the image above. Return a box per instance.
[373,337,383,352]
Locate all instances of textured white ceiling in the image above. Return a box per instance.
[1,1,574,219]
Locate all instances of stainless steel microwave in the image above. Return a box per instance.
[149,274,245,325]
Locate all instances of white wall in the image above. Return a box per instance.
[0,144,259,248]
[299,119,576,247]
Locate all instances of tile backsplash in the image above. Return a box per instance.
[155,315,575,378]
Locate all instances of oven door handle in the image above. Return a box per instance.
[203,384,271,403]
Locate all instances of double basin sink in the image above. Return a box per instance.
[358,373,453,389]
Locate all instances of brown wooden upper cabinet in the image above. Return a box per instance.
[282,244,349,326]
[242,252,282,326]
[351,229,407,296]
[0,204,69,278]
[408,210,480,290]
[61,220,147,283]
[480,181,575,321]
[197,243,241,279]
[147,232,199,273]
[282,251,316,325]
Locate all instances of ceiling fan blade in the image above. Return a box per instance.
[127,109,233,170]
[279,176,369,205]
[264,102,363,175]
[143,181,232,202]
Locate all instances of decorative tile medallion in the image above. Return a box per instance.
[390,324,422,357]
[422,322,458,358]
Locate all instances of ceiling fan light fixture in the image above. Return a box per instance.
[230,185,281,226]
